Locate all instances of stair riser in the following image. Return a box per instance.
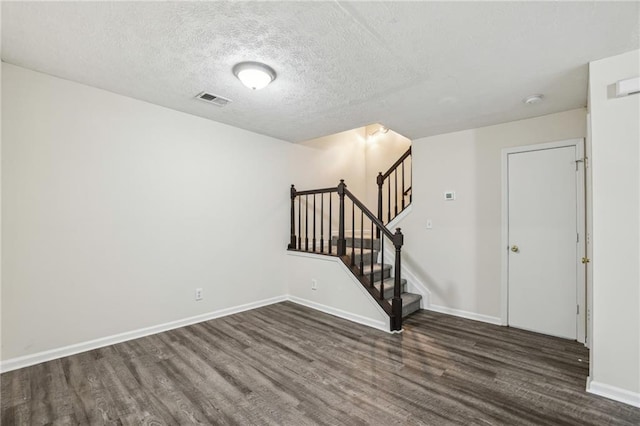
[331,237,381,250]
[382,282,407,299]
[362,268,391,282]
[349,250,379,267]
[402,300,421,318]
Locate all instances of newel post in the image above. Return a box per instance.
[289,185,297,249]
[376,172,384,238]
[391,227,404,331]
[337,179,347,256]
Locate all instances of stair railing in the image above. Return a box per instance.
[289,180,404,331]
[377,147,412,227]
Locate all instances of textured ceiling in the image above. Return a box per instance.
[2,2,639,142]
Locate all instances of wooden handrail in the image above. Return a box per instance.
[296,187,338,196]
[344,188,395,242]
[381,147,411,179]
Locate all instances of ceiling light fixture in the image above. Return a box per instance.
[233,61,276,90]
[370,126,390,136]
[523,94,544,105]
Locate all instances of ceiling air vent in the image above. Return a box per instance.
[195,91,231,107]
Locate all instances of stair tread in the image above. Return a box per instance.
[399,292,422,304]
[384,292,421,303]
[360,263,391,273]
[378,277,408,288]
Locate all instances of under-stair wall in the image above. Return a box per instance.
[286,251,391,332]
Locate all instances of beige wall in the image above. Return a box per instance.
[588,49,640,402]
[300,124,412,212]
[398,109,587,319]
[0,63,306,361]
[298,128,367,198]
[364,125,412,210]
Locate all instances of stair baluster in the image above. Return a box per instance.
[370,220,374,286]
[329,194,332,255]
[320,194,324,253]
[394,169,398,217]
[387,178,391,222]
[401,162,406,210]
[359,210,364,275]
[305,195,309,251]
[311,195,315,252]
[297,196,301,250]
[380,237,384,300]
[351,200,356,266]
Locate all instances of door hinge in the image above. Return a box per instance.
[577,305,580,315]
[575,157,588,170]
[577,233,579,243]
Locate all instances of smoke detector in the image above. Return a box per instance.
[195,92,231,107]
[523,94,544,105]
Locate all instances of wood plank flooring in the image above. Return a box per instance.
[2,302,639,425]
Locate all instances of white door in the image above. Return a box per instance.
[507,145,579,340]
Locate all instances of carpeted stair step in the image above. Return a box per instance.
[374,277,408,299]
[331,235,381,250]
[360,263,392,282]
[395,292,422,318]
[347,248,380,267]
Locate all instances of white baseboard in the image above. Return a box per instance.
[427,304,502,326]
[0,295,287,373]
[587,377,640,408]
[287,295,389,333]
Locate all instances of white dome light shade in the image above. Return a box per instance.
[233,62,276,90]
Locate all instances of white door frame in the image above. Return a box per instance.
[501,138,586,343]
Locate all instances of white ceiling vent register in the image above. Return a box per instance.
[195,92,231,107]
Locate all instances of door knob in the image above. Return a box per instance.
[511,245,519,253]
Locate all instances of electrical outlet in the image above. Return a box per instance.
[311,279,318,290]
[195,288,203,301]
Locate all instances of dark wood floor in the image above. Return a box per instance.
[2,302,639,425]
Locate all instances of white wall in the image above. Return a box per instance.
[1,63,303,362]
[588,49,640,404]
[398,109,587,319]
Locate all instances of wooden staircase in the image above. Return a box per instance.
[333,235,421,319]
[288,147,415,331]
